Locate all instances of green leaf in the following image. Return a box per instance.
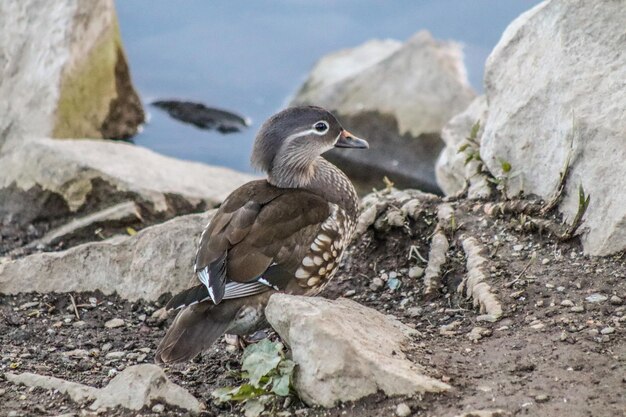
[469,120,481,140]
[457,143,470,153]
[242,339,284,387]
[500,160,512,173]
[271,373,291,396]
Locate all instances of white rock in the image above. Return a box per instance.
[480,0,626,255]
[585,294,608,303]
[0,211,213,300]
[0,0,143,147]
[396,402,412,417]
[265,294,450,407]
[0,138,254,226]
[292,31,475,192]
[6,365,201,412]
[435,95,490,198]
[104,318,125,329]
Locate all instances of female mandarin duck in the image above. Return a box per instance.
[156,106,368,363]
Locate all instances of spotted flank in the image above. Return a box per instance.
[294,203,354,293]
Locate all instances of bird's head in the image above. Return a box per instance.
[251,106,368,187]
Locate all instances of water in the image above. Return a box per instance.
[117,0,541,174]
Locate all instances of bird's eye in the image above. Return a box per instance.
[314,121,329,133]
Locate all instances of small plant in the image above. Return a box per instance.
[212,339,296,417]
[563,184,590,239]
[457,121,484,171]
[487,158,516,199]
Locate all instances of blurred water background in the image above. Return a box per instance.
[117,0,541,174]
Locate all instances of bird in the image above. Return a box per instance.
[155,106,368,363]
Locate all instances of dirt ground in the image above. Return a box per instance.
[1,196,625,417]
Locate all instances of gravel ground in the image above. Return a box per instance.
[1,197,625,416]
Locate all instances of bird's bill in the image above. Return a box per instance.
[335,129,369,149]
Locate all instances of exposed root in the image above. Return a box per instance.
[423,231,449,298]
[422,204,454,298]
[482,200,542,217]
[458,237,503,321]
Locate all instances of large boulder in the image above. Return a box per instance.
[480,0,626,255]
[265,294,450,407]
[0,138,254,227]
[0,0,144,147]
[292,31,476,193]
[0,211,212,300]
[435,95,491,199]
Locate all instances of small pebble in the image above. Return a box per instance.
[601,327,615,335]
[541,258,550,265]
[396,403,411,417]
[513,244,524,251]
[19,301,40,310]
[387,277,401,291]
[571,306,585,313]
[105,351,126,360]
[370,277,384,291]
[152,404,165,413]
[343,289,356,297]
[72,320,87,328]
[389,271,398,279]
[585,293,607,303]
[560,300,574,307]
[535,394,550,403]
[406,307,422,318]
[104,318,125,329]
[610,295,623,305]
[408,266,424,279]
[101,343,112,352]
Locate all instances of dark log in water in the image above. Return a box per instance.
[151,100,251,133]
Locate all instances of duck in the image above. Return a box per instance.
[155,106,368,363]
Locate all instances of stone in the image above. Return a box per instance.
[104,318,125,329]
[6,365,201,412]
[408,266,424,279]
[610,295,623,306]
[600,327,615,335]
[292,31,475,193]
[0,0,144,146]
[0,211,213,300]
[585,294,607,303]
[480,0,626,255]
[0,138,253,227]
[265,294,450,407]
[435,95,490,198]
[455,410,510,417]
[396,403,411,417]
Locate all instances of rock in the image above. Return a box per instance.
[104,318,125,329]
[480,0,626,255]
[24,201,141,250]
[6,365,201,412]
[0,211,213,300]
[455,410,510,417]
[0,138,253,227]
[408,266,424,279]
[6,372,97,404]
[292,31,475,193]
[610,295,623,305]
[265,294,450,407]
[585,294,608,303]
[560,300,574,307]
[396,403,411,417]
[435,95,490,198]
[0,0,144,146]
[151,100,250,134]
[535,394,550,403]
[600,327,615,335]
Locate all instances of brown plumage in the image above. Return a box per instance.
[155,106,368,363]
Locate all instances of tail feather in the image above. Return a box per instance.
[155,300,241,363]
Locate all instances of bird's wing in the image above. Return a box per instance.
[187,180,330,306]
